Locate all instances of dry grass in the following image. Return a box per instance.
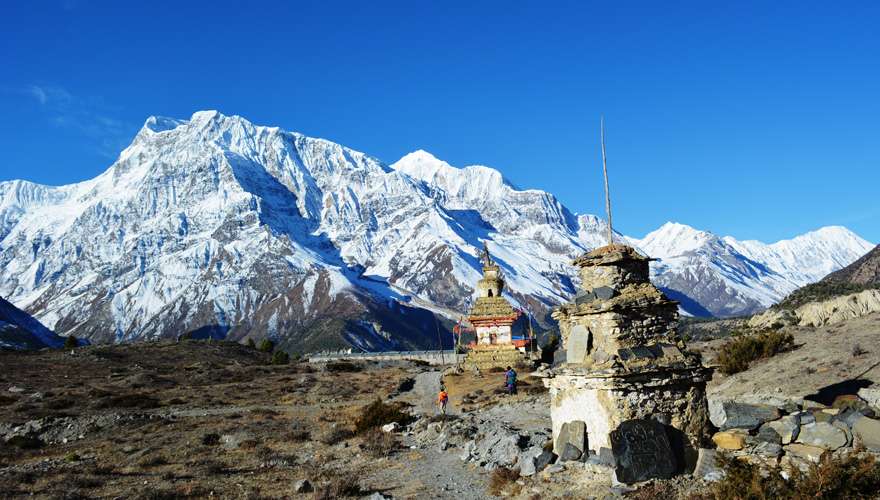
[488,466,521,496]
[360,427,398,458]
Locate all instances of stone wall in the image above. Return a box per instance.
[308,350,464,365]
[460,345,534,371]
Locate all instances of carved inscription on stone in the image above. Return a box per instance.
[610,419,676,483]
[566,325,590,364]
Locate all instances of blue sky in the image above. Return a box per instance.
[2,1,879,243]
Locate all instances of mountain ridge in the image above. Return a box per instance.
[0,111,873,350]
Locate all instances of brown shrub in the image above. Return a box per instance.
[354,399,413,434]
[325,361,362,373]
[699,452,880,499]
[488,466,521,496]
[95,393,160,409]
[360,428,398,458]
[716,330,794,375]
[314,476,364,499]
[319,427,354,445]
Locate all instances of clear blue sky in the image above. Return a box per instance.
[2,1,878,243]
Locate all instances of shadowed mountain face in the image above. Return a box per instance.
[0,112,872,349]
[0,296,70,350]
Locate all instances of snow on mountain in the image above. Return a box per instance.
[636,222,874,316]
[0,111,873,350]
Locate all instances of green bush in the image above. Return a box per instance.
[271,350,290,365]
[257,339,274,353]
[699,451,880,500]
[63,335,79,349]
[716,330,794,375]
[354,399,413,434]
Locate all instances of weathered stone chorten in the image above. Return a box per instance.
[543,244,712,483]
[460,244,533,370]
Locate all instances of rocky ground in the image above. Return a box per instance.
[3,311,879,499]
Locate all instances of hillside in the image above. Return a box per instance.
[776,244,880,310]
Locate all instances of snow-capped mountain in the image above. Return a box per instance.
[636,223,874,316]
[0,111,872,350]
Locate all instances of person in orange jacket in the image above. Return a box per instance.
[437,386,449,415]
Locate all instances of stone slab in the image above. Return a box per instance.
[709,400,781,430]
[610,419,676,484]
[784,443,825,463]
[852,416,880,452]
[763,415,800,445]
[566,325,590,364]
[693,448,723,482]
[796,422,848,450]
[712,430,746,450]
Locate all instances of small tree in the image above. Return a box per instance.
[271,350,290,365]
[258,339,274,353]
[63,335,78,349]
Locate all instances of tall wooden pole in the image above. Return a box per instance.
[601,116,613,246]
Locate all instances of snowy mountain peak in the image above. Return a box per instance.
[638,221,717,259]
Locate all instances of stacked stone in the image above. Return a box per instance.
[709,392,880,471]
[542,244,712,484]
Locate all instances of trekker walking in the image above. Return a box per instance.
[505,366,517,395]
[437,386,449,415]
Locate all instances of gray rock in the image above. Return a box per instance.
[363,494,389,500]
[852,416,880,452]
[381,422,400,433]
[293,479,313,493]
[544,463,564,474]
[221,432,252,450]
[796,411,816,425]
[755,425,782,444]
[693,448,724,482]
[534,450,555,472]
[519,453,537,476]
[459,440,476,462]
[567,420,586,454]
[560,443,583,462]
[858,388,880,410]
[832,420,852,447]
[709,400,781,430]
[566,326,590,364]
[796,422,848,450]
[763,415,800,444]
[752,441,783,457]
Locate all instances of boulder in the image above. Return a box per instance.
[517,446,544,477]
[762,415,800,445]
[796,422,848,450]
[712,430,746,450]
[709,400,781,431]
[381,422,400,433]
[857,388,880,410]
[832,394,871,413]
[293,479,313,493]
[755,425,782,445]
[852,416,880,452]
[553,420,586,456]
[534,450,555,473]
[831,420,852,447]
[784,443,825,463]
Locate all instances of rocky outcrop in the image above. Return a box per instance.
[749,289,880,329]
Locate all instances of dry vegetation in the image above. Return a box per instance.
[0,340,418,498]
[715,330,795,375]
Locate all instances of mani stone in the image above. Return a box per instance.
[709,400,781,431]
[761,415,800,445]
[566,326,590,364]
[555,420,587,456]
[560,443,583,462]
[852,416,880,452]
[711,430,746,450]
[610,419,676,484]
[796,422,848,450]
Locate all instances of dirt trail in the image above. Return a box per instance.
[397,370,460,416]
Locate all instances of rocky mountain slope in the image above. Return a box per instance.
[0,296,71,350]
[0,111,872,350]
